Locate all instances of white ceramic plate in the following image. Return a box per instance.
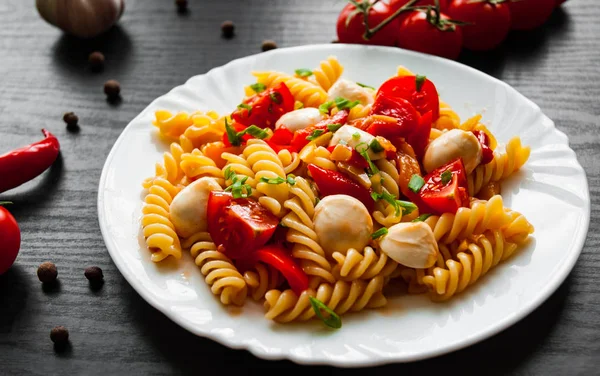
[97,44,590,367]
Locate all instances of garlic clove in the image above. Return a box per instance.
[378,222,439,269]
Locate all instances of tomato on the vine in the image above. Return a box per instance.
[507,0,555,31]
[446,0,511,51]
[0,205,20,275]
[336,0,402,46]
[396,9,464,60]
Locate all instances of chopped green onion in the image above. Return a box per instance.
[224,166,235,181]
[415,75,427,92]
[352,132,361,140]
[315,197,320,205]
[319,101,334,114]
[355,142,379,176]
[309,297,342,329]
[306,129,325,141]
[286,175,296,185]
[240,125,269,139]
[356,82,375,90]
[295,68,313,77]
[270,92,282,104]
[237,103,252,116]
[441,170,452,185]
[371,228,388,240]
[225,118,242,147]
[397,200,417,216]
[327,123,342,133]
[224,168,252,198]
[250,83,266,93]
[412,213,432,222]
[334,96,360,110]
[369,138,384,153]
[408,174,425,193]
[372,191,412,217]
[260,176,286,185]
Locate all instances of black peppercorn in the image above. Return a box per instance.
[221,20,235,38]
[88,51,105,71]
[261,40,277,52]
[63,112,79,130]
[104,80,121,99]
[37,262,58,284]
[50,326,69,345]
[84,266,104,283]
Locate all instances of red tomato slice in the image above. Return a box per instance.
[231,82,294,129]
[307,164,374,212]
[377,74,440,120]
[418,158,469,215]
[266,126,295,153]
[207,191,279,260]
[253,245,309,296]
[289,110,349,153]
[368,93,419,139]
[406,110,432,161]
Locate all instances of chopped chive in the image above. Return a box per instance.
[441,170,452,185]
[260,176,286,185]
[408,175,425,193]
[249,83,266,93]
[334,96,360,110]
[306,129,325,141]
[356,82,375,90]
[270,92,282,104]
[412,213,432,222]
[415,75,427,92]
[371,228,388,240]
[237,103,252,116]
[319,101,334,114]
[225,118,242,147]
[327,123,342,133]
[241,125,269,139]
[295,68,313,77]
[369,139,384,153]
[309,296,342,329]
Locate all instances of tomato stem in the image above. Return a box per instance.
[361,0,421,40]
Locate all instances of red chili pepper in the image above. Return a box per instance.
[253,244,309,295]
[0,129,60,193]
[472,130,494,165]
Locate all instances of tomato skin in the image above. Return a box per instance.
[556,0,567,6]
[406,110,432,161]
[377,75,440,120]
[368,93,419,139]
[289,110,349,153]
[417,158,469,215]
[507,0,555,31]
[231,83,294,129]
[307,164,375,212]
[0,206,20,275]
[472,130,494,165]
[253,245,309,295]
[337,0,401,46]
[396,11,464,60]
[446,0,511,51]
[207,191,279,260]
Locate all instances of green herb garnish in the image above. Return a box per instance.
[408,175,425,193]
[356,82,375,90]
[415,74,427,92]
[369,138,384,153]
[397,200,417,216]
[309,296,342,329]
[260,176,286,185]
[371,191,413,217]
[441,170,452,185]
[334,96,360,110]
[225,118,242,147]
[295,68,313,77]
[327,123,342,133]
[250,83,266,93]
[270,92,282,104]
[226,120,269,146]
[241,125,269,139]
[224,168,252,199]
[286,175,296,185]
[319,101,334,114]
[237,103,252,116]
[355,142,379,176]
[412,213,432,222]
[371,228,388,240]
[306,129,325,141]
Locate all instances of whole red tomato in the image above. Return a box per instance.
[508,0,555,31]
[0,205,21,275]
[556,0,567,5]
[391,0,450,23]
[336,0,402,46]
[396,10,464,60]
[446,0,511,51]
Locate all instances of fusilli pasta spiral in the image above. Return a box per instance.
[312,56,343,92]
[252,71,327,108]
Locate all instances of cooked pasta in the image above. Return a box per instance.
[139,58,535,328]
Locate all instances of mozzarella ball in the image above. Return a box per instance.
[169,177,222,238]
[378,222,438,269]
[313,194,373,256]
[275,108,324,133]
[423,129,483,174]
[329,125,385,160]
[327,79,375,106]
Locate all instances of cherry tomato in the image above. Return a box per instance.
[556,0,568,6]
[507,0,555,31]
[0,205,20,275]
[368,93,419,139]
[377,75,440,120]
[207,191,279,260]
[231,82,294,129]
[446,0,511,51]
[253,245,309,295]
[307,164,375,212]
[337,0,401,46]
[289,110,349,153]
[396,10,464,60]
[472,130,494,165]
[406,110,432,161]
[417,158,469,215]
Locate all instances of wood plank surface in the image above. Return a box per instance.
[0,0,598,374]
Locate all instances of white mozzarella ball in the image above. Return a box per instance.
[329,125,384,160]
[327,79,375,106]
[378,222,438,269]
[169,177,222,238]
[275,108,325,133]
[423,129,483,174]
[313,194,373,256]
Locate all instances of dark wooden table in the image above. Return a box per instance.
[1,0,598,374]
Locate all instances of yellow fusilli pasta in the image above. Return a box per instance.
[312,56,343,92]
[332,247,398,282]
[252,71,327,108]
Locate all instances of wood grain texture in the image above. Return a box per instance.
[0,0,598,374]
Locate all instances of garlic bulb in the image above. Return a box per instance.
[36,0,125,39]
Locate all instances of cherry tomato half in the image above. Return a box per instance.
[337,0,401,46]
[396,10,464,60]
[0,206,21,275]
[368,93,419,139]
[377,75,440,120]
[207,191,279,260]
[231,82,294,129]
[417,158,469,215]
[507,0,555,31]
[446,0,511,51]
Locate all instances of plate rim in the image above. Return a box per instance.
[97,43,591,367]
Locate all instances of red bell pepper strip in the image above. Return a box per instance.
[289,110,349,152]
[472,130,494,165]
[253,244,309,296]
[266,126,294,153]
[307,164,374,212]
[406,111,432,161]
[0,129,60,193]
